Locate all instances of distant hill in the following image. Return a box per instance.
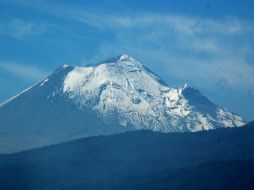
[119,160,254,190]
[0,122,253,190]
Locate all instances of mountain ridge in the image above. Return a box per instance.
[0,123,253,190]
[0,54,245,153]
[61,54,244,131]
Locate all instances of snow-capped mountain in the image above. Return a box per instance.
[0,54,245,153]
[62,54,244,131]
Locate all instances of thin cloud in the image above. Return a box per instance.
[184,39,222,54]
[0,61,48,81]
[42,9,252,35]
[2,0,254,92]
[9,0,252,35]
[0,19,47,39]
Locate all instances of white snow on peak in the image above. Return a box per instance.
[40,78,49,87]
[181,83,189,90]
[118,54,138,63]
[61,55,245,132]
[62,64,69,68]
[119,54,129,61]
[63,67,93,92]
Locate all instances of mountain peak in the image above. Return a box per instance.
[61,55,244,132]
[103,53,138,64]
[86,54,138,68]
[0,55,246,152]
[118,53,133,61]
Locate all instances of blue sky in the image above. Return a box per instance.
[0,0,253,120]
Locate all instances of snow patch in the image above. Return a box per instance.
[40,78,49,87]
[0,84,36,107]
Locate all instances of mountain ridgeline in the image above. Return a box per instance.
[0,122,253,190]
[0,54,245,153]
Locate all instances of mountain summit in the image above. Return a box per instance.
[0,54,245,153]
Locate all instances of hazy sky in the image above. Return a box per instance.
[0,0,253,120]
